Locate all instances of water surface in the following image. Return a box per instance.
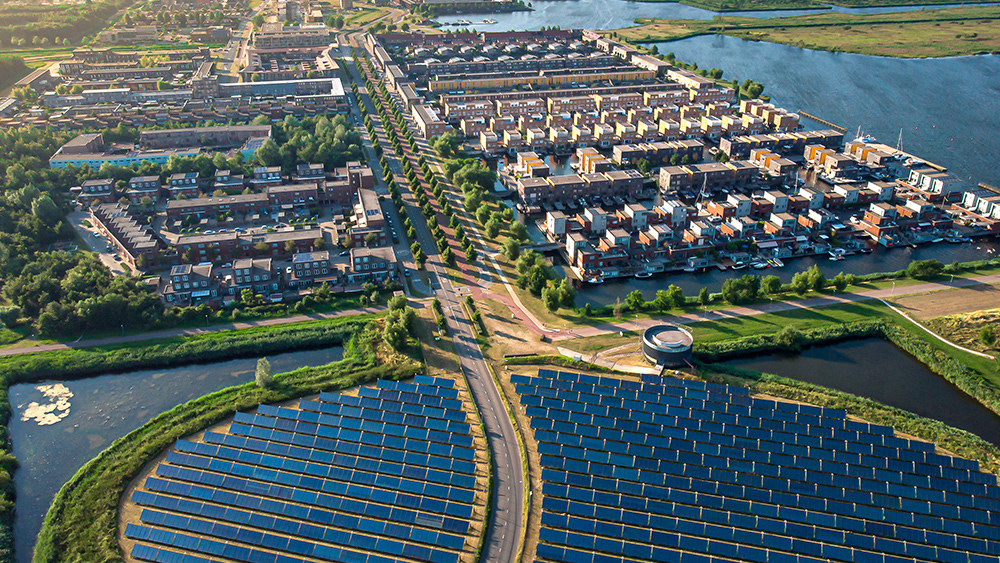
[10,346,344,562]
[723,338,1000,446]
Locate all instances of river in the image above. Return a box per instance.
[9,346,344,562]
[436,0,1000,29]
[723,338,1000,446]
[561,237,1000,306]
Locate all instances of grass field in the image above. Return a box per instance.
[924,309,1000,354]
[889,282,1000,320]
[616,5,1000,58]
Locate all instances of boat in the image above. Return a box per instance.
[932,237,944,243]
[716,264,728,271]
[634,271,652,279]
[730,263,747,270]
[585,276,604,284]
[484,18,496,23]
[682,267,697,272]
[772,258,785,268]
[860,248,873,254]
[751,261,769,270]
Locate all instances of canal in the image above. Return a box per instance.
[722,338,1000,447]
[564,237,1000,306]
[9,346,344,562]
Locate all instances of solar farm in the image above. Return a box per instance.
[119,375,488,563]
[514,369,1000,563]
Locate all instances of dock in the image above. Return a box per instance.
[868,143,948,173]
[797,110,846,132]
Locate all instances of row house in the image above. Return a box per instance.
[168,172,201,199]
[612,140,704,167]
[165,193,269,220]
[288,250,335,288]
[292,163,326,188]
[961,187,1000,221]
[161,263,219,306]
[659,161,758,193]
[250,166,283,189]
[228,258,278,297]
[905,167,966,202]
[750,149,797,181]
[212,170,246,194]
[347,247,397,284]
[351,188,387,247]
[72,178,115,206]
[577,147,612,174]
[90,203,161,268]
[267,184,318,211]
[516,170,644,205]
[125,176,161,204]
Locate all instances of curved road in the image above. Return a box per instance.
[341,44,523,563]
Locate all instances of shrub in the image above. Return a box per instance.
[906,259,944,280]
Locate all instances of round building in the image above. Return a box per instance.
[641,324,693,367]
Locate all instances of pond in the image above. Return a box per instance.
[9,346,344,562]
[722,338,1000,446]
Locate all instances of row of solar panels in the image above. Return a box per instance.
[520,390,942,460]
[166,444,474,519]
[540,451,998,518]
[302,394,467,425]
[374,378,460,399]
[516,373,942,458]
[205,426,477,481]
[238,408,473,449]
[535,433,1000,512]
[127,522,426,563]
[133,482,467,551]
[189,433,477,503]
[317,387,465,414]
[251,405,474,448]
[273,401,471,437]
[541,475,998,548]
[538,369,750,398]
[153,454,474,527]
[517,381,986,483]
[226,421,477,473]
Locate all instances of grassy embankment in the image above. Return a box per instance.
[0,314,378,563]
[925,308,1000,355]
[615,5,1000,58]
[29,313,424,563]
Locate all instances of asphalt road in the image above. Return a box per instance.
[343,46,524,563]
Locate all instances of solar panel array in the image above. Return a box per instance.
[122,376,485,563]
[515,369,1000,563]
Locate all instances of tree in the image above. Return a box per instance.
[485,218,501,239]
[774,325,804,351]
[541,287,559,312]
[509,221,528,242]
[636,158,651,176]
[241,288,255,304]
[790,271,810,295]
[465,246,477,263]
[313,237,325,250]
[806,265,826,291]
[832,272,848,292]
[653,290,671,312]
[699,287,710,307]
[906,259,944,280]
[476,204,491,226]
[501,238,521,260]
[721,274,760,305]
[383,320,408,350]
[284,240,297,254]
[364,233,378,247]
[625,290,645,312]
[31,195,62,226]
[253,242,271,256]
[762,275,782,295]
[255,357,274,388]
[613,299,624,320]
